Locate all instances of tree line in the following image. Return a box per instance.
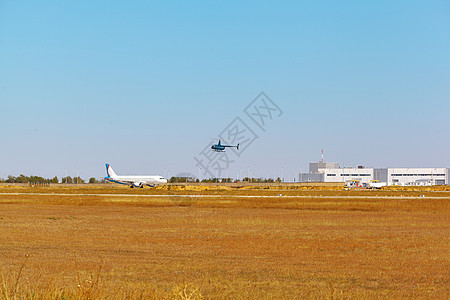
[169,177,281,183]
[0,175,106,184]
[1,175,282,184]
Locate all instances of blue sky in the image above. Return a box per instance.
[1,1,449,181]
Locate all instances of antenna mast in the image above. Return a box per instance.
[321,149,324,163]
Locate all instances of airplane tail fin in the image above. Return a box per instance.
[105,164,118,178]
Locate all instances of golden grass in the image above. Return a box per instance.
[1,183,449,198]
[0,186,449,299]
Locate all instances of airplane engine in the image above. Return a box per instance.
[132,182,146,188]
[133,181,147,189]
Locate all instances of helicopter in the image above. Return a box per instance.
[211,140,239,152]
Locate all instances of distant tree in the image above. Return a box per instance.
[276,177,281,183]
[73,176,85,184]
[3,174,59,184]
[62,176,73,184]
[28,176,38,183]
[170,176,195,183]
[6,175,15,183]
[29,175,52,184]
[89,177,97,184]
[16,174,28,183]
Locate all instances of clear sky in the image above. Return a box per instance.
[1,1,449,181]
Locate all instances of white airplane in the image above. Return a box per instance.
[104,163,167,188]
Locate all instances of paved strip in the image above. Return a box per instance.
[0,192,448,200]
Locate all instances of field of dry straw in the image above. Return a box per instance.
[0,184,449,299]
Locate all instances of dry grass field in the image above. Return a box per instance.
[0,185,449,299]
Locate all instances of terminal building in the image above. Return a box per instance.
[299,161,448,186]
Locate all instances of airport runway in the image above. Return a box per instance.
[0,192,449,200]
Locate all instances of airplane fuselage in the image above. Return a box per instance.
[105,164,167,188]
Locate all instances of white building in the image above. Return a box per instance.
[300,161,449,186]
[300,162,375,186]
[321,167,373,186]
[309,162,339,173]
[374,168,448,186]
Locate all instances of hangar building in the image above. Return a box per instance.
[299,161,448,186]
